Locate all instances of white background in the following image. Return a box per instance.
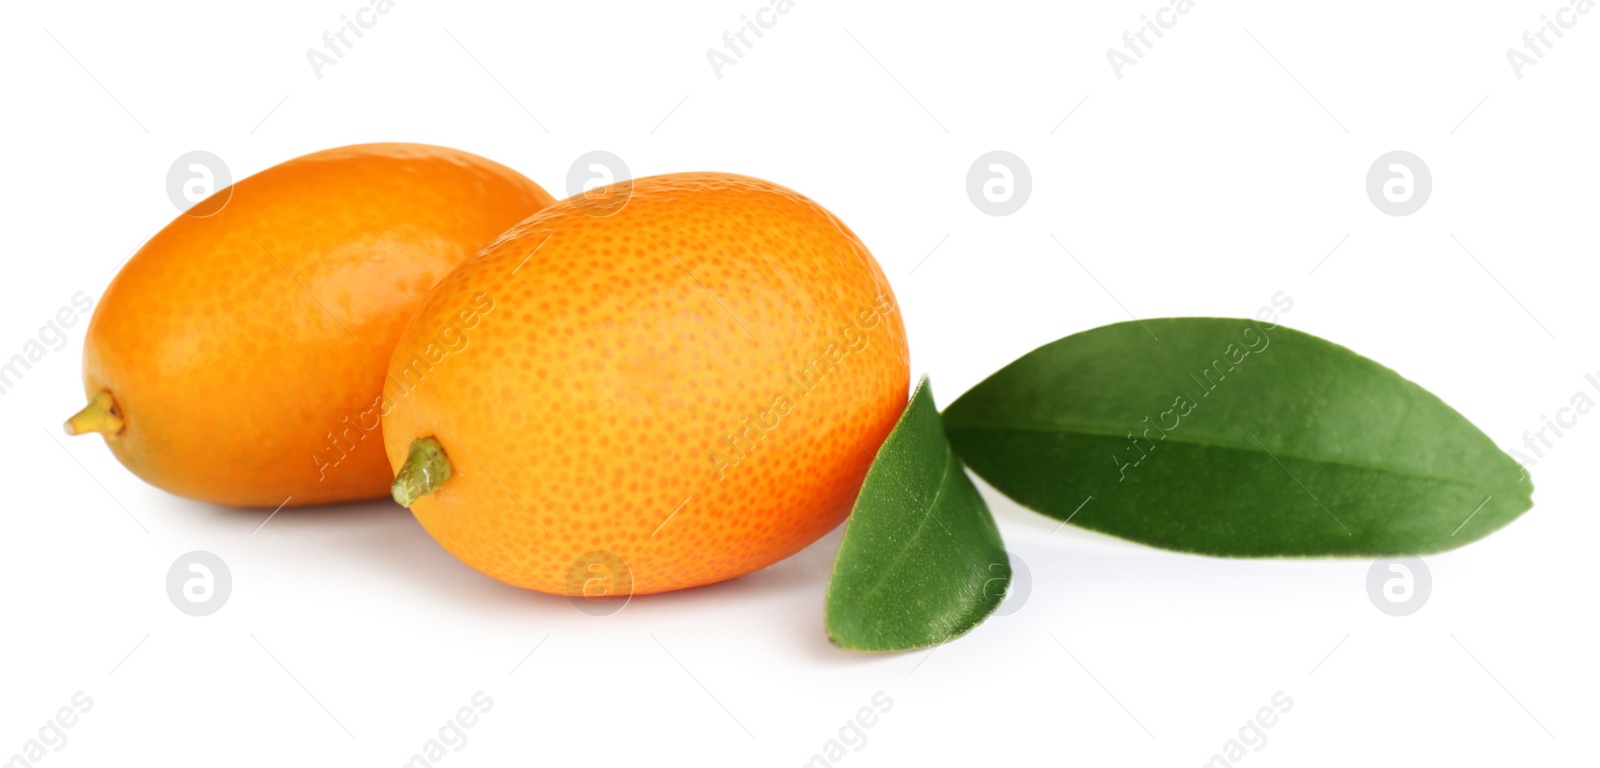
[1,0,1595,765]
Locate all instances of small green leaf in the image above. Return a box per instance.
[826,376,1011,652]
[943,318,1533,556]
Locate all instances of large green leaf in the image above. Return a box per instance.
[942,318,1534,556]
[826,377,1011,652]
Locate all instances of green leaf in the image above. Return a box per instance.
[942,318,1534,557]
[826,376,1011,652]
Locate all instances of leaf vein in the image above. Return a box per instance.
[855,445,959,605]
[944,421,1524,496]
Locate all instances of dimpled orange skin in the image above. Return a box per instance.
[382,173,910,595]
[82,143,555,507]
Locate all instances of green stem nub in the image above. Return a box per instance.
[65,391,124,437]
[392,437,453,508]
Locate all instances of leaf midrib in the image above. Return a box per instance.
[854,444,957,606]
[944,418,1526,497]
